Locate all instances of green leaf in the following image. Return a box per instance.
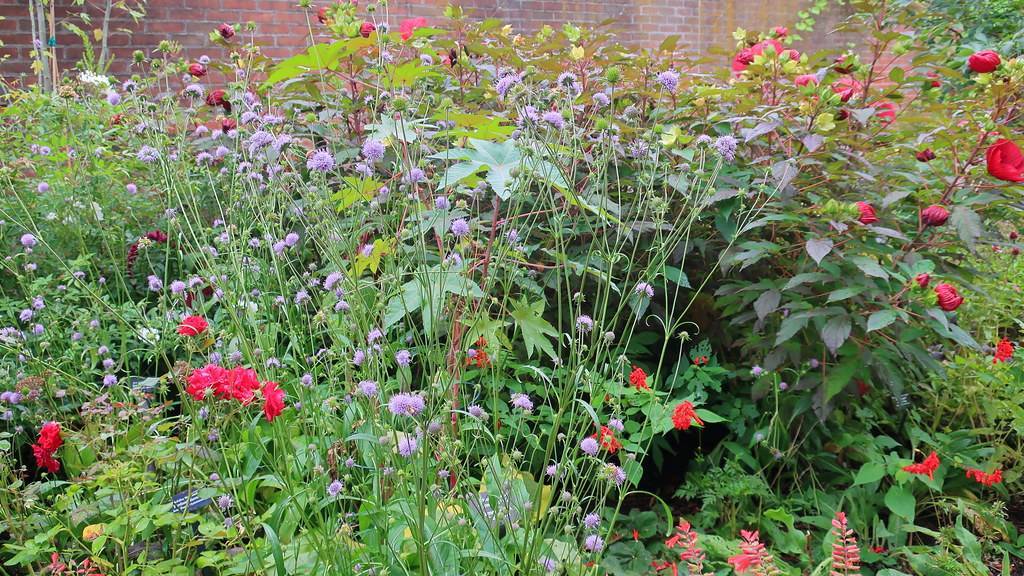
[850,256,890,279]
[694,408,727,423]
[950,206,982,251]
[824,354,860,402]
[432,139,522,199]
[774,314,809,346]
[821,315,851,354]
[663,266,691,289]
[805,238,833,265]
[510,298,559,360]
[884,485,915,521]
[853,461,886,485]
[867,309,899,332]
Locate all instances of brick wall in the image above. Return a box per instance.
[1,0,860,84]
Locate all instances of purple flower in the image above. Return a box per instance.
[751,365,763,377]
[576,315,594,333]
[593,92,610,108]
[147,275,163,291]
[403,168,426,185]
[106,90,122,106]
[323,271,343,291]
[395,349,412,366]
[634,282,654,298]
[607,418,624,432]
[37,182,49,194]
[539,557,557,573]
[434,196,451,210]
[583,512,601,529]
[606,464,626,486]
[388,392,426,416]
[580,437,599,455]
[495,73,521,98]
[450,218,470,238]
[656,70,680,92]
[546,464,558,477]
[307,149,335,172]
[103,374,117,386]
[246,130,275,154]
[352,349,366,366]
[367,328,383,343]
[541,111,565,129]
[583,534,604,552]
[183,83,204,99]
[358,380,379,397]
[126,183,138,194]
[467,404,487,419]
[136,145,161,163]
[284,232,300,247]
[510,393,534,412]
[20,234,37,248]
[397,435,419,457]
[327,479,344,497]
[362,139,385,162]
[713,135,738,162]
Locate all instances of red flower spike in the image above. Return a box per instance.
[902,450,940,480]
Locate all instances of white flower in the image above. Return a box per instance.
[78,71,111,88]
[138,327,160,345]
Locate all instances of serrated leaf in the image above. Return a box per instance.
[805,238,833,265]
[821,315,851,354]
[753,289,781,320]
[510,298,558,360]
[950,206,982,250]
[867,309,899,332]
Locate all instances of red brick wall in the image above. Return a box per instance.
[1,0,859,84]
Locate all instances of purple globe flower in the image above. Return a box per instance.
[20,234,37,248]
[362,139,385,162]
[388,392,426,416]
[136,145,161,163]
[37,182,49,194]
[634,282,654,298]
[583,534,604,552]
[541,111,565,129]
[656,70,680,92]
[306,149,335,172]
[580,437,599,455]
[358,380,378,397]
[467,404,487,419]
[397,435,419,457]
[395,349,412,366]
[713,135,738,162]
[327,479,344,497]
[510,393,534,412]
[450,218,471,238]
[583,512,601,529]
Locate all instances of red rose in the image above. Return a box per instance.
[177,315,209,337]
[732,39,783,72]
[399,17,427,41]
[934,283,964,311]
[188,63,207,78]
[856,201,878,224]
[986,139,1024,182]
[920,204,949,227]
[794,74,818,86]
[915,148,936,162]
[262,381,285,422]
[967,50,1000,73]
[186,364,227,401]
[915,273,931,288]
[359,21,376,38]
[217,23,235,39]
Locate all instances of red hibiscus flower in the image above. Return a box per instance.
[855,201,878,224]
[965,467,1003,486]
[903,450,940,480]
[177,315,209,337]
[967,50,1001,73]
[217,23,235,39]
[732,38,783,72]
[206,89,231,113]
[934,283,964,311]
[986,139,1024,182]
[399,17,427,41]
[794,74,818,86]
[915,148,936,162]
[831,77,863,102]
[875,101,897,124]
[672,401,703,431]
[629,366,649,390]
[993,338,1014,363]
[914,273,931,288]
[188,63,207,78]
[920,204,949,227]
[359,21,376,38]
[262,381,285,422]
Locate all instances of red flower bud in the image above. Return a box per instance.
[359,21,376,38]
[774,26,788,37]
[856,201,879,225]
[188,63,207,78]
[1010,231,1019,240]
[217,23,235,40]
[967,50,1001,73]
[920,204,949,227]
[206,89,231,113]
[934,283,964,312]
[915,273,930,288]
[915,148,936,162]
